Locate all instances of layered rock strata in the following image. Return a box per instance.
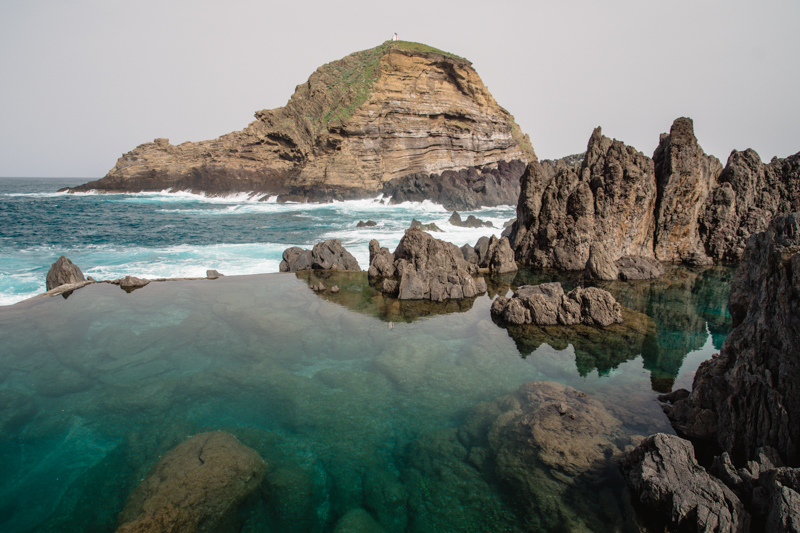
[279,239,361,272]
[116,431,267,533]
[367,228,487,301]
[67,41,533,203]
[490,282,623,327]
[509,117,800,272]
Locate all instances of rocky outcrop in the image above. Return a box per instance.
[456,381,633,532]
[356,220,377,228]
[279,239,361,272]
[622,214,800,532]
[448,211,493,228]
[621,433,750,533]
[409,219,441,232]
[116,431,267,533]
[66,41,533,204]
[45,255,85,290]
[382,159,526,211]
[509,117,800,272]
[701,149,800,262]
[653,117,723,264]
[585,245,665,281]
[510,125,657,271]
[490,282,623,327]
[665,213,800,466]
[367,229,486,301]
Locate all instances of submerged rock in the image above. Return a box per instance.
[279,239,361,272]
[116,431,267,533]
[45,255,85,290]
[332,508,388,533]
[490,282,622,327]
[456,381,633,532]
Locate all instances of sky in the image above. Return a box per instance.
[1,0,798,177]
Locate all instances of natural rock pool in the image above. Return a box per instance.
[0,266,733,532]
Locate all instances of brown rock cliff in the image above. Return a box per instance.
[68,41,533,201]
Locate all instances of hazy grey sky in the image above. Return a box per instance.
[1,0,798,177]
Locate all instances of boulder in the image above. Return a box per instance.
[584,243,618,281]
[490,282,623,327]
[460,243,478,264]
[45,255,85,290]
[448,211,493,228]
[614,255,664,280]
[383,160,526,211]
[409,219,441,232]
[367,240,395,279]
[371,228,486,302]
[279,239,361,272]
[115,276,150,293]
[206,269,224,279]
[620,433,749,533]
[332,508,388,533]
[457,381,630,532]
[116,431,267,533]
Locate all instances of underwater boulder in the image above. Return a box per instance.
[116,431,267,533]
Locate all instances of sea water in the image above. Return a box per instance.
[0,178,735,532]
[0,178,515,306]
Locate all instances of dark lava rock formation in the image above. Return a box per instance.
[382,159,526,211]
[116,431,267,533]
[490,282,623,327]
[448,211,493,228]
[45,255,85,290]
[509,117,800,273]
[665,213,800,465]
[66,41,533,205]
[367,228,486,301]
[279,239,361,273]
[622,214,800,532]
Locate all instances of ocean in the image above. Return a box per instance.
[0,177,515,305]
[0,176,735,532]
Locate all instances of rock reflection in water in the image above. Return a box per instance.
[0,269,727,532]
[294,270,479,323]
[489,264,734,391]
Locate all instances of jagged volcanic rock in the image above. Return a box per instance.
[66,41,533,203]
[490,282,622,327]
[665,213,800,466]
[620,433,750,533]
[367,229,486,301]
[45,255,85,290]
[653,117,723,264]
[509,117,800,271]
[279,239,361,272]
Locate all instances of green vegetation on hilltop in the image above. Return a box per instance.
[315,41,465,129]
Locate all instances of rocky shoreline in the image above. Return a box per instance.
[621,214,800,532]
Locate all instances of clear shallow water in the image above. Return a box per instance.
[0,178,515,305]
[0,178,735,531]
[0,265,733,532]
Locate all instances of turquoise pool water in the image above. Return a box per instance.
[0,266,733,532]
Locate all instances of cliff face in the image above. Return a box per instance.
[510,117,800,270]
[666,213,800,466]
[68,41,533,201]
